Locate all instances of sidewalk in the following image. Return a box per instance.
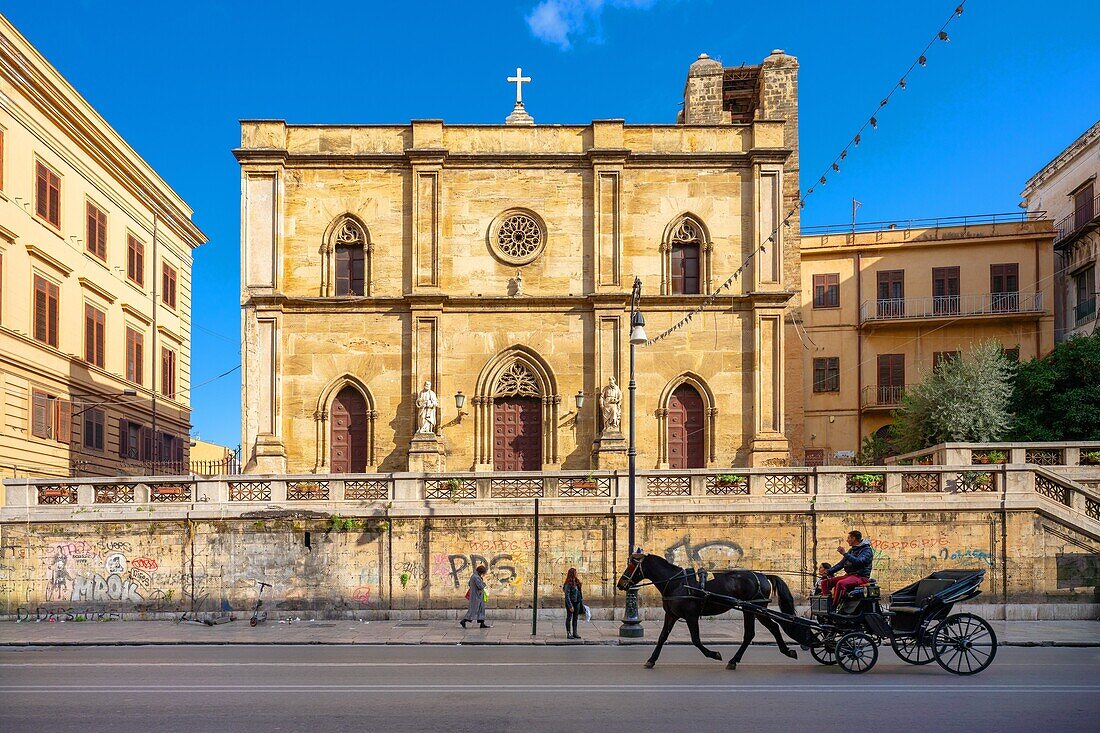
[1,618,1096,647]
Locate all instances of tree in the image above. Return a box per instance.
[1010,332,1100,440]
[892,340,1014,453]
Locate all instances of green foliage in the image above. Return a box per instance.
[972,450,1007,464]
[892,340,1014,453]
[1009,333,1100,441]
[1082,450,1100,466]
[443,478,462,491]
[328,514,363,532]
[857,431,896,465]
[715,474,747,484]
[849,473,884,488]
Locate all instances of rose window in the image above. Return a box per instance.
[490,210,547,265]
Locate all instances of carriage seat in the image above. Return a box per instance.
[890,578,955,614]
[843,579,879,600]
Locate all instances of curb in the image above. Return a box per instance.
[2,640,1097,648]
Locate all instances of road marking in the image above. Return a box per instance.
[1,660,1095,668]
[1,684,1096,693]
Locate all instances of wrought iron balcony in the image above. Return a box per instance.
[1054,192,1100,249]
[859,292,1044,324]
[1075,296,1097,327]
[861,384,907,410]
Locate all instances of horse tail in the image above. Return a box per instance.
[767,574,796,616]
[767,574,814,646]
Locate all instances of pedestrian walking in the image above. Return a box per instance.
[563,567,584,639]
[460,565,490,629]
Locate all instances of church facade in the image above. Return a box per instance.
[236,51,803,474]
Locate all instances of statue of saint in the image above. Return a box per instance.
[600,376,623,434]
[416,381,439,434]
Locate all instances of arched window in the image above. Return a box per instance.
[661,215,712,295]
[334,220,366,296]
[321,215,371,297]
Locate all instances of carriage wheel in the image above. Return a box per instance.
[891,634,935,665]
[932,613,997,676]
[836,632,878,674]
[810,637,837,666]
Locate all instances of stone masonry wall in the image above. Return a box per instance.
[2,507,1095,620]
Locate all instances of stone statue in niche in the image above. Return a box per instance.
[416,381,439,434]
[600,377,623,434]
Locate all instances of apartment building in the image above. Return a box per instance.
[800,217,1055,462]
[0,16,206,480]
[1022,120,1099,341]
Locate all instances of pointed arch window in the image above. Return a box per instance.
[322,216,372,297]
[662,215,712,295]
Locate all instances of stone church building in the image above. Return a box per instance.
[236,50,803,474]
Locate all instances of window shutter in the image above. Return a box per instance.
[85,305,95,362]
[48,174,60,225]
[32,392,50,439]
[141,426,152,461]
[335,246,351,295]
[56,399,71,444]
[36,164,48,218]
[46,282,58,346]
[95,311,105,367]
[118,418,127,457]
[34,279,48,342]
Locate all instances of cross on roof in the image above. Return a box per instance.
[507,67,531,104]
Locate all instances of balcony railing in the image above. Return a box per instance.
[862,384,907,409]
[860,292,1043,323]
[1054,192,1100,248]
[1075,297,1097,327]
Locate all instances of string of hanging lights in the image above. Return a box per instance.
[645,2,966,346]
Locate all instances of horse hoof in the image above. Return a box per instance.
[785,649,798,660]
[710,651,723,661]
[643,661,655,669]
[726,662,737,670]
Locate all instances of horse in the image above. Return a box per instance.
[617,551,816,669]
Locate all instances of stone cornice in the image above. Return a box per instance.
[233,148,792,170]
[244,291,792,313]
[77,276,116,304]
[120,303,152,326]
[0,20,206,249]
[1023,120,1100,195]
[24,244,72,276]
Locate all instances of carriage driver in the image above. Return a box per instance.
[818,530,874,603]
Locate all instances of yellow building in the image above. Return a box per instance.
[236,51,805,474]
[0,16,205,479]
[800,217,1055,462]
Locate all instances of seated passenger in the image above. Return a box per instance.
[818,530,873,604]
[812,562,830,596]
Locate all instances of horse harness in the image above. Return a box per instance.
[679,569,771,606]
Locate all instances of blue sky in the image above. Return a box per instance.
[7,1,1099,449]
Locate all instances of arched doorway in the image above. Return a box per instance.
[668,383,705,469]
[493,396,542,471]
[330,386,367,473]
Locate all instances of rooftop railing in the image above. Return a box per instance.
[1054,192,1100,248]
[803,211,1044,238]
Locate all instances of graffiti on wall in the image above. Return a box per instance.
[663,537,744,570]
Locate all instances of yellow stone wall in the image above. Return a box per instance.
[2,508,1094,617]
[240,114,802,473]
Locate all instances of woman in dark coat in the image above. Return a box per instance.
[460,565,490,629]
[563,567,584,639]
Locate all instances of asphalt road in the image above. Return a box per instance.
[1,645,1097,733]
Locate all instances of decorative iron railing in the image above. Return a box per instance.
[860,292,1044,323]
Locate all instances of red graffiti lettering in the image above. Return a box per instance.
[130,557,158,571]
[351,586,372,605]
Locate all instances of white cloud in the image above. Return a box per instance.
[526,0,658,50]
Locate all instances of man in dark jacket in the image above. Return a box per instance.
[818,530,873,603]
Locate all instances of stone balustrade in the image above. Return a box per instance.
[889,441,1100,468]
[4,466,1098,530]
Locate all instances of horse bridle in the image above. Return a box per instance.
[618,554,689,593]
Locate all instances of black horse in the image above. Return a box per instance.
[617,551,815,669]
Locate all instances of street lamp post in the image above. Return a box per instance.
[620,276,646,638]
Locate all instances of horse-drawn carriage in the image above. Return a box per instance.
[617,553,998,676]
[806,569,997,675]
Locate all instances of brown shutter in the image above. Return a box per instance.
[95,310,105,368]
[34,277,48,342]
[48,172,60,226]
[56,399,71,444]
[36,163,48,219]
[141,426,152,461]
[46,281,58,346]
[85,305,95,362]
[118,418,127,457]
[32,391,50,439]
